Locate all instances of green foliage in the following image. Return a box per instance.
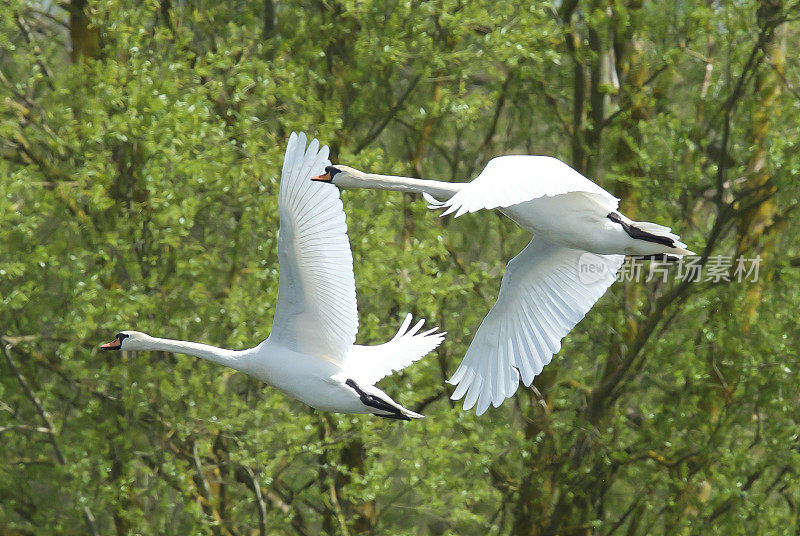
[1,0,799,534]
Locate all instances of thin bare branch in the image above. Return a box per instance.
[2,342,99,536]
[354,74,422,153]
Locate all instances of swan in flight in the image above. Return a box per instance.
[312,156,692,415]
[100,132,443,420]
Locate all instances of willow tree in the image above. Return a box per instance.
[2,1,800,535]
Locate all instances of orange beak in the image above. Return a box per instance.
[100,337,122,351]
[311,172,332,182]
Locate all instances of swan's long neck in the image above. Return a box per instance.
[337,172,463,199]
[140,336,249,371]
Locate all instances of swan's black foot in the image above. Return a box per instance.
[630,253,681,262]
[345,379,409,420]
[608,212,676,248]
[372,413,411,421]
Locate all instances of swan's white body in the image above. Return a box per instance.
[319,155,692,415]
[102,133,443,419]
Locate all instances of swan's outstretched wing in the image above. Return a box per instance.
[344,314,445,385]
[433,155,619,217]
[270,132,358,363]
[449,238,624,415]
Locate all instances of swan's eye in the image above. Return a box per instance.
[116,332,130,342]
[326,166,341,178]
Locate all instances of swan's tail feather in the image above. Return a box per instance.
[373,404,425,420]
[401,407,425,419]
[423,191,446,208]
[670,245,694,256]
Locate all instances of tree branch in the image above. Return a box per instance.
[354,74,422,153]
[2,342,99,536]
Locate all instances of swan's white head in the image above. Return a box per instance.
[100,330,151,351]
[311,165,364,188]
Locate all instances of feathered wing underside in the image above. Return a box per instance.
[449,238,624,415]
[433,155,620,217]
[269,132,358,363]
[344,314,445,385]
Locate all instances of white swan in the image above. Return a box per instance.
[312,156,693,415]
[100,132,444,420]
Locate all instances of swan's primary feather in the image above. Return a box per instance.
[448,238,624,415]
[270,132,359,363]
[437,156,620,217]
[344,314,446,385]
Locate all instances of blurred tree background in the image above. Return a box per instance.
[2,0,800,534]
